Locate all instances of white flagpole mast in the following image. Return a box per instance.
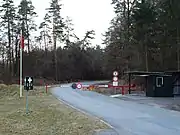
[20,28,23,97]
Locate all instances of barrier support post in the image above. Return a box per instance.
[122,86,124,95]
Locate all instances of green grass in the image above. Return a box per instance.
[0,84,108,135]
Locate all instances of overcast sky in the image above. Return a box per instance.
[14,0,115,47]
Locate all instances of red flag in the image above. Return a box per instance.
[20,30,24,49]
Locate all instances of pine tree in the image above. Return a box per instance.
[63,16,74,47]
[0,0,16,79]
[38,13,52,52]
[47,0,65,81]
[17,0,37,53]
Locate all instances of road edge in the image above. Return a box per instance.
[51,89,118,134]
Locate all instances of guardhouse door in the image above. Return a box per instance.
[155,76,164,97]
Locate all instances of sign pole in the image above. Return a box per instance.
[26,90,29,114]
[113,71,119,94]
[24,76,33,114]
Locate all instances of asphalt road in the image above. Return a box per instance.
[52,81,180,135]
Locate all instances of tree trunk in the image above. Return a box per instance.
[54,35,58,81]
[14,35,19,77]
[177,28,180,71]
[11,28,14,77]
[127,0,130,70]
[53,18,58,81]
[2,44,5,71]
[8,16,12,81]
[145,33,149,71]
[43,29,47,56]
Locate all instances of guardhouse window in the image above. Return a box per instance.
[156,77,163,87]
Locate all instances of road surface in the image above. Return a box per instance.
[52,81,180,135]
[115,94,180,111]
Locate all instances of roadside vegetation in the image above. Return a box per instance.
[0,84,108,135]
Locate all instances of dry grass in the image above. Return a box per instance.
[0,84,108,135]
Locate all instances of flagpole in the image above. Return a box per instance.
[20,29,23,97]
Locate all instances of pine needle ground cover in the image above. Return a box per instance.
[0,84,108,135]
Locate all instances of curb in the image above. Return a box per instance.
[51,91,118,134]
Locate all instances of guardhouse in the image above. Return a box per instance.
[124,71,180,97]
[166,71,180,96]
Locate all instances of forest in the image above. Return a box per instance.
[0,0,180,84]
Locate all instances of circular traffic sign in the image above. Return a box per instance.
[113,71,118,76]
[71,83,77,89]
[113,76,118,81]
[76,83,82,89]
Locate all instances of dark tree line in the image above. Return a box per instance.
[0,0,180,84]
[103,0,180,76]
[0,0,107,84]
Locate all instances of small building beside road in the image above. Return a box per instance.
[124,71,180,97]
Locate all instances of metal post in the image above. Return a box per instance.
[128,73,131,94]
[122,86,124,95]
[114,87,116,95]
[26,90,29,114]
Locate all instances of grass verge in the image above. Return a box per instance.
[0,84,108,135]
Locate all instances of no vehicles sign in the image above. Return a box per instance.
[113,71,118,76]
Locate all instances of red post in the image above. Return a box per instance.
[107,84,136,95]
[122,86,124,95]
